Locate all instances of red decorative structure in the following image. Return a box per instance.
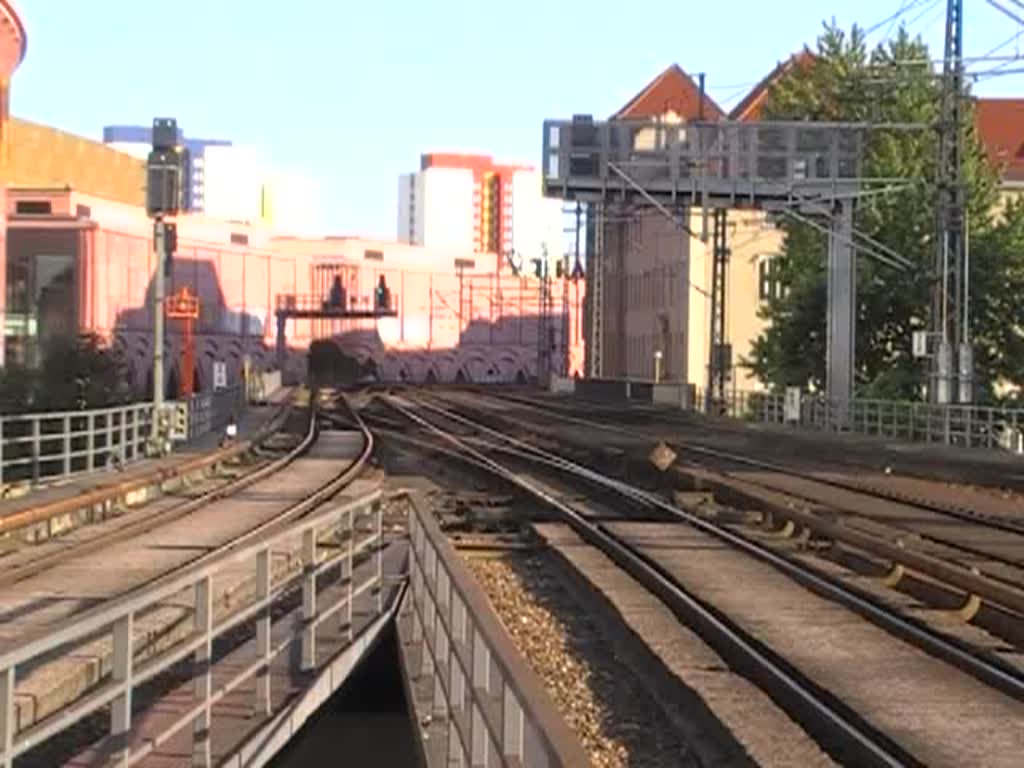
[166,286,200,397]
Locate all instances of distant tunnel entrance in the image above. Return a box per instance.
[308,341,376,390]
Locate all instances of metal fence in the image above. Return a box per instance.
[175,385,246,441]
[698,388,1024,452]
[404,499,589,767]
[0,385,248,489]
[0,490,386,768]
[0,403,154,487]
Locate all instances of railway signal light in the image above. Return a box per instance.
[169,402,189,441]
[146,119,186,218]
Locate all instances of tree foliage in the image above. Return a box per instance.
[747,22,1024,402]
[0,334,131,415]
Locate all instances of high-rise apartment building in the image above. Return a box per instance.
[397,153,563,270]
[509,168,564,272]
[398,165,477,251]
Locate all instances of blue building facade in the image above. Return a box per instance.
[102,125,232,212]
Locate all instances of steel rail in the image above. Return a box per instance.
[400,396,1024,700]
[444,391,1024,611]
[460,389,1024,576]
[0,490,388,767]
[0,393,375,655]
[0,398,295,538]
[383,395,914,768]
[0,401,303,588]
[487,390,1024,531]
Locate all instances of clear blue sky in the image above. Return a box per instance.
[10,0,1024,239]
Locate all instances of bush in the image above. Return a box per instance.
[0,334,132,415]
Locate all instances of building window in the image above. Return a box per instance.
[364,249,384,261]
[758,255,783,301]
[230,233,249,246]
[5,229,80,367]
[15,201,52,215]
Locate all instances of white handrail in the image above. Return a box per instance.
[0,489,387,767]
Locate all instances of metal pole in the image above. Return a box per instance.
[931,0,965,404]
[963,217,970,344]
[153,218,166,416]
[705,209,728,413]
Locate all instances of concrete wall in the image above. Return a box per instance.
[600,207,781,394]
[602,209,692,383]
[723,211,783,389]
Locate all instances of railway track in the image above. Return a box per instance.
[0,390,372,589]
[489,390,1024,518]
[427,390,1024,597]
[374,392,1024,768]
[0,387,379,740]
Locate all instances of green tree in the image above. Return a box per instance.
[747,22,1019,401]
[0,365,38,415]
[0,334,130,414]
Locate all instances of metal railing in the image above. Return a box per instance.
[404,499,589,767]
[0,490,386,768]
[175,385,246,441]
[693,387,1024,451]
[0,403,153,487]
[0,386,248,489]
[701,389,1024,451]
[274,293,399,316]
[570,376,1024,453]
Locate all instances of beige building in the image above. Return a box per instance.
[596,64,789,394]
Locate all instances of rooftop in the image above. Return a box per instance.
[420,152,533,175]
[613,64,724,121]
[729,49,815,122]
[974,98,1024,183]
[618,58,1024,185]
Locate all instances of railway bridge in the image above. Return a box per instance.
[1,381,1023,767]
[3,1,1024,763]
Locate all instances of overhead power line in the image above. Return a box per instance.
[865,0,929,36]
[987,0,1024,25]
[905,0,946,35]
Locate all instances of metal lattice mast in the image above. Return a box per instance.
[931,0,967,403]
[705,208,729,412]
[560,202,581,376]
[586,203,605,378]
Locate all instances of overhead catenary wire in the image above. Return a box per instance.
[903,0,946,37]
[866,0,930,37]
[778,206,911,272]
[988,0,1024,26]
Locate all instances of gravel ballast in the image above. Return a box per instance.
[466,554,694,768]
